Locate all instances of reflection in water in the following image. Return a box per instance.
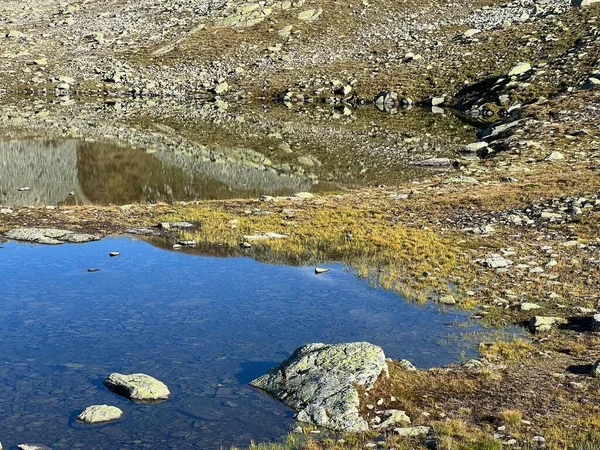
[0,237,506,449]
[0,100,478,206]
[0,140,311,206]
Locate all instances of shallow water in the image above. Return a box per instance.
[0,98,476,206]
[0,237,501,449]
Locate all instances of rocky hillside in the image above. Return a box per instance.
[1,0,598,110]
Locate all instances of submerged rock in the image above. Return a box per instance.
[77,405,123,423]
[18,445,52,450]
[250,342,388,432]
[104,373,170,402]
[4,228,99,245]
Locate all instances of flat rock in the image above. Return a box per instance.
[104,373,170,402]
[414,158,453,167]
[375,409,411,429]
[394,425,431,437]
[18,446,52,450]
[508,62,531,77]
[77,405,123,423]
[5,228,99,245]
[520,302,542,311]
[250,342,388,432]
[529,316,567,332]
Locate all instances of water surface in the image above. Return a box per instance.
[0,98,476,206]
[0,237,497,449]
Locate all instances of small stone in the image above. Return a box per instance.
[520,302,542,311]
[77,405,123,424]
[375,410,411,429]
[508,62,531,77]
[439,295,456,305]
[529,316,567,332]
[394,426,431,437]
[463,29,480,38]
[397,360,417,371]
[545,151,565,161]
[462,142,488,153]
[431,96,445,106]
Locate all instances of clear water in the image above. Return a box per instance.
[0,237,492,449]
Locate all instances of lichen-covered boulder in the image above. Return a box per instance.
[104,373,170,402]
[5,228,99,245]
[250,342,388,432]
[77,405,123,423]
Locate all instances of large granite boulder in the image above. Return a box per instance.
[250,342,388,432]
[5,228,99,245]
[104,373,170,402]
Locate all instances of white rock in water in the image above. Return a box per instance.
[251,342,388,432]
[104,373,170,401]
[508,62,531,77]
[77,405,123,423]
[18,445,52,450]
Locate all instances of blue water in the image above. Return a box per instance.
[0,237,490,449]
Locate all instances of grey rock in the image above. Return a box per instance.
[394,425,431,437]
[5,228,99,245]
[439,295,457,305]
[462,359,483,369]
[545,151,565,161]
[431,96,445,106]
[104,373,170,401]
[529,316,567,332]
[77,405,123,423]
[508,62,531,77]
[520,302,542,311]
[397,359,417,371]
[478,254,513,269]
[250,342,388,432]
[374,409,411,429]
[462,142,488,153]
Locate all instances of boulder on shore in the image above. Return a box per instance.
[4,228,99,245]
[104,373,170,402]
[250,342,388,432]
